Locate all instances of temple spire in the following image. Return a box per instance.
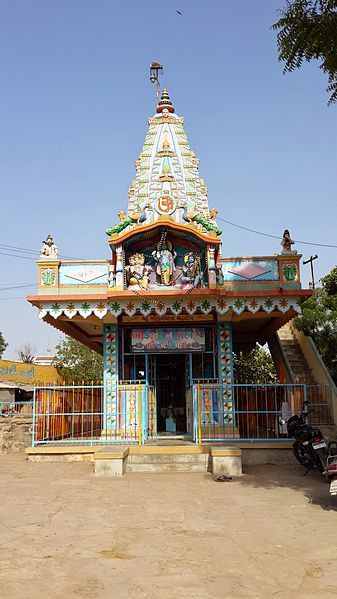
[125,86,214,224]
[156,88,175,114]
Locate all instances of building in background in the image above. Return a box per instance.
[0,359,60,387]
[34,355,55,367]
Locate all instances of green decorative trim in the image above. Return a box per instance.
[106,215,137,236]
[37,296,302,321]
[218,322,234,424]
[41,268,56,286]
[104,323,118,430]
[191,213,222,236]
[283,263,297,281]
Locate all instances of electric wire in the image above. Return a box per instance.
[0,243,80,260]
[216,216,337,249]
[0,296,29,301]
[0,283,37,293]
[0,244,41,255]
[0,282,35,286]
[0,251,36,260]
[1,214,336,268]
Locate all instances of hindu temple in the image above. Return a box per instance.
[27,81,336,455]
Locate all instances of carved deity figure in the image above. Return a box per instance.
[108,263,115,288]
[202,390,215,424]
[181,252,202,287]
[281,229,297,254]
[40,235,58,260]
[152,239,176,286]
[209,208,218,220]
[125,253,151,289]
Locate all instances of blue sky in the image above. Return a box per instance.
[1,0,336,359]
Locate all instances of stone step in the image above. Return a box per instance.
[286,361,310,366]
[278,326,319,384]
[287,364,312,370]
[128,453,209,465]
[287,365,311,369]
[287,367,313,374]
[126,461,207,473]
[93,445,242,476]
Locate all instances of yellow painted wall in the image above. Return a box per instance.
[0,360,61,385]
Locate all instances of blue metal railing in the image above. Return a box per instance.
[32,382,334,446]
[0,401,33,417]
[192,382,333,443]
[32,382,155,447]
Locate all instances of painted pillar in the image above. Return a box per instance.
[38,260,60,289]
[115,246,124,290]
[217,322,235,425]
[207,245,217,289]
[103,323,119,435]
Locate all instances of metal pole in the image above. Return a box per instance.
[303,255,318,289]
[32,387,36,447]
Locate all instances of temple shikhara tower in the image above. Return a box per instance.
[28,78,335,455]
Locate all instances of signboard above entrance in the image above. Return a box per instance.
[131,328,205,353]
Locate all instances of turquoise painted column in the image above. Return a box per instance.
[103,323,119,435]
[217,322,234,425]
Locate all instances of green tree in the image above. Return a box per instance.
[53,337,103,384]
[0,331,8,359]
[295,266,337,383]
[233,345,278,384]
[273,1,337,104]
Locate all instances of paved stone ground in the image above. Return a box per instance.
[0,455,337,599]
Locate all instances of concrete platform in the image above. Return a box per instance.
[26,442,294,475]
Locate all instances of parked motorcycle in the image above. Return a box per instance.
[286,403,337,496]
[325,441,337,496]
[287,406,327,472]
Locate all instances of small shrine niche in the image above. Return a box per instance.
[122,229,207,291]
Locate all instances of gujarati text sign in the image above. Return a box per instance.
[131,328,205,353]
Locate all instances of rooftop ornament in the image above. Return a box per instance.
[39,235,58,260]
[156,88,175,114]
[281,229,297,255]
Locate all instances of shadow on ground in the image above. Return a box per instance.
[225,462,337,512]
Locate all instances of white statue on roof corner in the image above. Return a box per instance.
[40,235,59,260]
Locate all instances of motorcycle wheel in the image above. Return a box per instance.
[313,450,326,473]
[293,442,313,468]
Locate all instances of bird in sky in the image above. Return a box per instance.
[177,10,183,15]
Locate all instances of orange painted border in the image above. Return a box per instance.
[107,219,221,246]
[27,288,312,306]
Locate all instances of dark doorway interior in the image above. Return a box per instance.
[156,354,187,434]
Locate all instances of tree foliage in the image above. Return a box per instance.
[233,346,278,385]
[273,1,337,104]
[295,265,337,383]
[53,337,103,384]
[17,343,36,363]
[0,332,8,359]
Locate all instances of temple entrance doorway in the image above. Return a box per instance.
[155,354,187,435]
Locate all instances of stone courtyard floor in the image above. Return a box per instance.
[0,455,337,598]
